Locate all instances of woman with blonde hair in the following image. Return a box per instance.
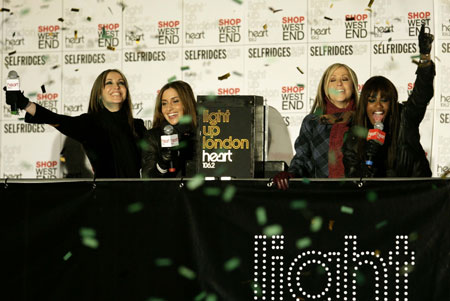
[142,80,197,178]
[5,69,146,178]
[274,63,359,189]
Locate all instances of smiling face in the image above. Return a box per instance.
[101,71,127,112]
[327,66,354,109]
[366,91,390,125]
[161,88,184,125]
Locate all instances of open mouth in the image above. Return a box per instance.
[373,111,384,122]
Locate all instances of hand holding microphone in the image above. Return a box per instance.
[365,116,386,170]
[159,124,179,173]
[5,70,30,115]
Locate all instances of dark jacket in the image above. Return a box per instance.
[25,103,146,178]
[288,113,332,177]
[141,123,197,178]
[343,63,435,177]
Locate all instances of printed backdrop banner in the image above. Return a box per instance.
[1,0,450,178]
[1,179,449,300]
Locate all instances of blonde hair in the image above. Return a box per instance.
[153,80,197,129]
[310,63,359,114]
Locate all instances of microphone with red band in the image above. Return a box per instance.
[161,124,179,173]
[365,115,386,167]
[6,70,20,115]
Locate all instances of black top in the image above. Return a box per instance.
[25,104,146,178]
[141,122,197,178]
[343,62,435,177]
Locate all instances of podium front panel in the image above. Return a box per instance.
[197,95,264,178]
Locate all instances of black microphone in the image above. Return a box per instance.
[365,121,386,167]
[6,70,20,115]
[161,124,179,173]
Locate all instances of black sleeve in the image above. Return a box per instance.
[343,129,368,178]
[141,129,166,178]
[25,103,92,143]
[402,62,435,128]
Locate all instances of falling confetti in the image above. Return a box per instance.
[178,114,193,124]
[82,236,99,249]
[8,50,16,56]
[290,200,307,209]
[180,66,190,71]
[232,0,243,4]
[364,8,372,12]
[355,270,366,285]
[256,207,267,225]
[328,220,335,231]
[107,45,116,51]
[340,205,354,214]
[1,8,11,12]
[222,185,236,202]
[41,85,46,93]
[310,216,323,232]
[218,73,230,80]
[296,237,312,249]
[296,67,304,74]
[57,17,64,22]
[167,75,177,82]
[187,174,205,190]
[374,249,381,256]
[302,178,310,184]
[368,0,375,8]
[203,187,221,196]
[74,30,78,39]
[127,202,144,213]
[346,16,355,21]
[194,292,207,301]
[86,16,92,21]
[52,65,60,69]
[263,24,267,30]
[155,258,173,267]
[224,257,241,271]
[205,294,218,301]
[352,125,368,138]
[366,191,377,202]
[232,71,243,77]
[375,220,388,229]
[60,156,66,163]
[63,251,72,261]
[263,224,282,237]
[71,8,80,12]
[409,232,419,242]
[324,16,333,21]
[178,266,196,280]
[269,7,283,13]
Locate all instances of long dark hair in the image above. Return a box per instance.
[88,69,137,136]
[153,80,197,129]
[354,76,400,169]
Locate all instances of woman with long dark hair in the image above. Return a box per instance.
[141,80,197,178]
[343,25,435,177]
[5,69,146,178]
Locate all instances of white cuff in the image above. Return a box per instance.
[156,163,168,174]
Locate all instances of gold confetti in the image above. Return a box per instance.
[368,0,375,8]
[71,8,80,12]
[60,156,66,163]
[364,8,372,12]
[107,45,116,51]
[328,220,335,231]
[269,7,283,13]
[374,249,381,256]
[296,67,304,74]
[263,24,267,30]
[74,30,78,39]
[218,73,230,80]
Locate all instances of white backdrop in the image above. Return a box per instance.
[1,0,449,178]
